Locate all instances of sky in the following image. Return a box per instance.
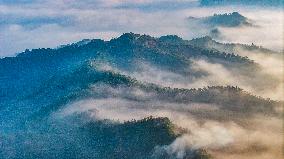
[0,0,283,57]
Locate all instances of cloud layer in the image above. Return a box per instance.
[0,0,283,57]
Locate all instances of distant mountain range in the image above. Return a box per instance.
[202,12,253,28]
[200,0,284,6]
[188,36,279,55]
[188,12,253,28]
[188,12,254,38]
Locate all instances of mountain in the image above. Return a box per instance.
[203,12,252,27]
[200,0,284,7]
[1,33,257,102]
[188,36,280,55]
[0,33,281,159]
[187,12,254,39]
[188,12,253,28]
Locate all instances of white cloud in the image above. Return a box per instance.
[55,95,282,159]
[0,1,283,56]
[0,24,120,57]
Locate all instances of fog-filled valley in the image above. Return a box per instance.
[0,1,283,159]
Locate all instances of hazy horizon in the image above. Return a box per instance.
[0,0,283,57]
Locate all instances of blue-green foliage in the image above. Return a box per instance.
[0,33,279,159]
[204,12,252,27]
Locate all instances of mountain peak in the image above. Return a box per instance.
[117,32,141,40]
[190,36,214,44]
[74,39,92,46]
[206,12,251,27]
[159,35,183,43]
[187,12,253,29]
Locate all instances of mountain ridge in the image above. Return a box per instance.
[200,0,284,7]
[0,32,281,159]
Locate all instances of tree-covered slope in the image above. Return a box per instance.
[0,33,281,159]
[188,36,280,55]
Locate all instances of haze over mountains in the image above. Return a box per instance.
[0,0,283,159]
[1,1,283,57]
[188,12,253,28]
[0,32,283,159]
[187,12,255,38]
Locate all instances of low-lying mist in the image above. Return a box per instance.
[1,2,283,158]
[55,83,282,159]
[94,51,283,101]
